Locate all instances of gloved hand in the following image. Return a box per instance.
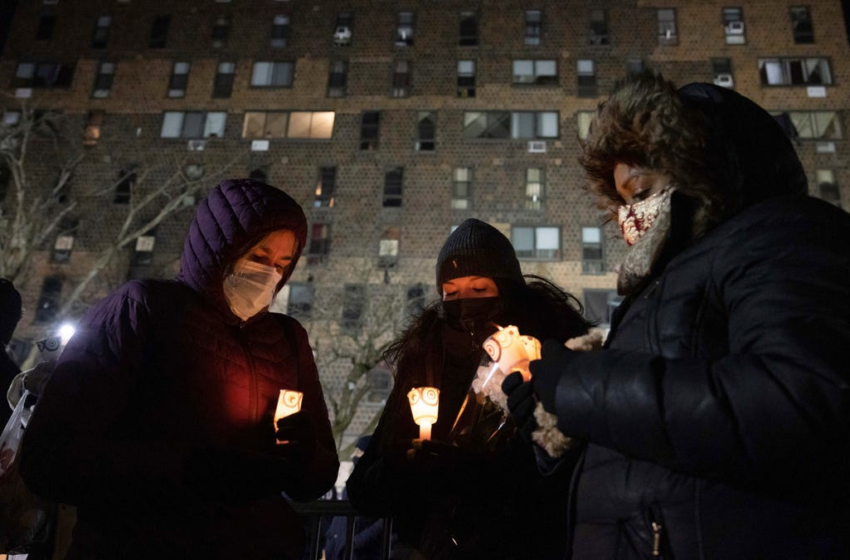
[275,412,315,465]
[383,438,484,475]
[501,371,536,442]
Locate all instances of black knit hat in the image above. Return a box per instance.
[436,219,524,288]
[0,278,22,345]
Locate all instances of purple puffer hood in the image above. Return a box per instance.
[178,179,307,310]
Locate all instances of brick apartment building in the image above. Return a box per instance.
[1,0,848,440]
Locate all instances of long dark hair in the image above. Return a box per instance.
[376,275,591,449]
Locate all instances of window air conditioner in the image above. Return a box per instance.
[528,141,547,153]
[187,139,206,151]
[725,21,745,35]
[713,73,734,88]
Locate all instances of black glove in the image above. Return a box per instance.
[502,371,536,442]
[383,438,483,475]
[529,339,579,413]
[275,412,315,465]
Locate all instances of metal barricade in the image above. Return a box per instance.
[287,499,393,560]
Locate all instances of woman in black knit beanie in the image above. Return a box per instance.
[347,219,590,559]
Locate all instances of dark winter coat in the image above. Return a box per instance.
[19,179,339,559]
[547,85,850,558]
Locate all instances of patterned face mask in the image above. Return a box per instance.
[617,187,673,246]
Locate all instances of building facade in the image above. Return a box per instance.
[1,0,848,440]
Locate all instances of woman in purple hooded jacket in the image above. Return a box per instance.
[19,179,339,559]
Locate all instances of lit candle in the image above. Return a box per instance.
[274,389,303,429]
[407,387,440,440]
[482,325,541,381]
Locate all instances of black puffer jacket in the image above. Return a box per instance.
[546,85,850,559]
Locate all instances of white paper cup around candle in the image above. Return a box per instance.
[274,389,304,429]
[407,387,439,440]
[482,325,542,381]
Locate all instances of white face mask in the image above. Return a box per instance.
[223,259,283,321]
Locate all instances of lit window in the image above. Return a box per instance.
[241,112,333,139]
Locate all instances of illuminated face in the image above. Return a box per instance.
[441,276,499,301]
[613,163,671,205]
[242,230,298,277]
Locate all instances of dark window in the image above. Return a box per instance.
[213,62,235,98]
[577,59,596,97]
[790,6,814,43]
[271,15,290,48]
[723,8,745,44]
[92,62,115,98]
[0,165,10,202]
[36,14,57,41]
[463,111,511,139]
[160,111,227,139]
[341,284,366,330]
[327,60,347,97]
[416,111,436,152]
[13,61,74,88]
[626,59,644,79]
[334,12,353,45]
[51,217,77,264]
[759,58,831,86]
[379,225,400,266]
[590,9,609,45]
[406,283,426,316]
[360,111,380,150]
[114,169,135,204]
[452,167,472,209]
[396,12,414,46]
[287,283,314,320]
[584,289,622,326]
[581,226,604,274]
[657,9,678,45]
[168,61,190,98]
[511,226,560,260]
[308,223,331,255]
[91,15,111,49]
[712,58,734,88]
[383,168,403,207]
[250,62,293,87]
[818,169,840,207]
[525,168,544,210]
[315,166,335,207]
[132,232,156,266]
[367,365,393,403]
[457,60,476,97]
[525,10,542,45]
[212,17,230,48]
[35,276,63,324]
[512,60,558,85]
[391,60,411,98]
[459,12,478,46]
[149,15,171,49]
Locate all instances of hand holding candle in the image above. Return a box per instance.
[482,325,542,381]
[274,389,303,444]
[407,387,440,440]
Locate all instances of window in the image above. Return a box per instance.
[722,8,745,44]
[334,12,353,45]
[0,111,19,126]
[212,17,230,48]
[406,283,427,317]
[36,15,57,41]
[308,223,331,256]
[51,217,77,264]
[91,15,111,49]
[391,60,411,98]
[133,232,156,266]
[657,9,678,45]
[168,61,190,98]
[251,61,293,87]
[584,289,622,326]
[14,61,74,88]
[114,169,135,204]
[513,60,557,85]
[149,15,170,48]
[457,60,476,97]
[383,168,403,207]
[367,364,393,403]
[314,166,335,207]
[452,167,472,209]
[784,111,841,139]
[160,111,227,139]
[83,110,102,147]
[577,111,594,140]
[327,60,347,97]
[287,283,314,320]
[589,9,609,45]
[626,58,644,79]
[243,112,287,138]
[342,284,367,330]
[288,112,335,139]
[790,6,814,43]
[379,226,400,266]
[525,168,544,210]
[416,111,436,152]
[510,111,559,140]
[213,62,235,98]
[92,61,115,98]
[511,226,560,260]
[35,276,63,324]
[759,58,831,86]
[525,10,542,45]
[817,169,840,206]
[459,12,478,46]
[582,226,604,274]
[712,58,734,88]
[360,111,380,150]
[577,59,597,97]
[271,15,290,48]
[396,12,414,46]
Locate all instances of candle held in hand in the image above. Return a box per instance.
[407,387,440,440]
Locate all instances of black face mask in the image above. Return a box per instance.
[440,297,504,342]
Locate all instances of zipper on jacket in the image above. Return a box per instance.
[649,504,669,560]
[652,521,663,556]
[645,278,662,355]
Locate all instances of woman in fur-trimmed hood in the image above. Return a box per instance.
[503,72,850,559]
